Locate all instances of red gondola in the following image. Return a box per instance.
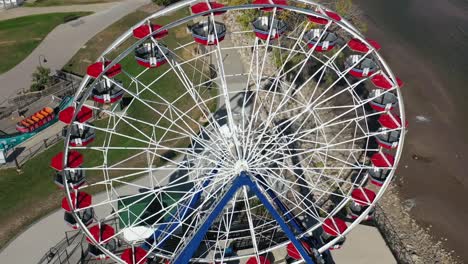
[375,114,407,149]
[59,105,93,124]
[87,224,117,260]
[133,23,168,39]
[345,55,378,78]
[121,247,147,264]
[350,188,376,220]
[321,217,347,250]
[62,192,94,228]
[191,1,226,16]
[304,29,338,52]
[135,43,169,68]
[191,21,227,46]
[371,73,404,90]
[368,152,395,186]
[92,79,125,104]
[252,16,287,40]
[87,61,122,79]
[368,89,398,112]
[286,241,312,260]
[246,256,270,264]
[348,38,381,53]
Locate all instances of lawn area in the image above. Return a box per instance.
[0,12,92,75]
[0,6,216,251]
[24,0,117,7]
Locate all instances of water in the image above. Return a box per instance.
[355,0,468,118]
[353,0,468,261]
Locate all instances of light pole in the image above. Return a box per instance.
[38,54,47,67]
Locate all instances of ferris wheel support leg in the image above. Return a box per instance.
[172,172,316,264]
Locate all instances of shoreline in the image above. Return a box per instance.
[353,0,468,261]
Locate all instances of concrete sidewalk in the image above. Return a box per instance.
[0,2,117,21]
[0,0,150,99]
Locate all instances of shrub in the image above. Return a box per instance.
[30,66,51,92]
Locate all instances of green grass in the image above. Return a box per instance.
[0,12,92,74]
[0,7,217,250]
[24,0,117,7]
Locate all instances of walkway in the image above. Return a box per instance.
[0,2,116,21]
[0,0,150,99]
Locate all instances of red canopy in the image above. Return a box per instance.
[50,150,83,170]
[348,38,381,53]
[86,224,115,244]
[121,247,147,264]
[371,152,395,168]
[133,24,168,39]
[253,0,287,11]
[307,15,328,25]
[246,256,270,264]
[61,192,92,212]
[87,61,122,79]
[286,241,312,260]
[59,105,93,124]
[191,2,226,16]
[324,10,341,21]
[371,73,403,90]
[379,114,407,130]
[351,188,376,206]
[322,218,347,237]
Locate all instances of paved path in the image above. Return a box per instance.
[0,2,117,21]
[0,0,150,99]
[332,224,397,263]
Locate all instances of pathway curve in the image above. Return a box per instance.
[0,0,150,100]
[0,2,117,21]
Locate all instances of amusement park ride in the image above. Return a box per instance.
[45,0,406,263]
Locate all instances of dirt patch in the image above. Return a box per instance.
[0,40,16,46]
[138,3,162,14]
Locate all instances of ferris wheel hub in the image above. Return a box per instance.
[234,159,249,174]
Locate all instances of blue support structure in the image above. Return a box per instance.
[171,172,316,264]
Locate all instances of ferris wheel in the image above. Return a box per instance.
[53,0,407,263]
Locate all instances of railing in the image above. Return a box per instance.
[0,71,80,120]
[37,230,86,264]
[3,130,63,170]
[373,204,415,264]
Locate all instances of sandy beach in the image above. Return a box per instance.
[354,0,468,261]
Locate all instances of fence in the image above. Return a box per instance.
[373,204,415,264]
[37,230,87,264]
[0,71,80,120]
[1,127,63,170]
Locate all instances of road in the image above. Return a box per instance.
[0,0,150,99]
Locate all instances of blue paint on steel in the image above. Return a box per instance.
[142,167,218,251]
[172,172,315,264]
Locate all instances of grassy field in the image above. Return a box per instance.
[0,6,216,251]
[24,0,117,7]
[0,12,92,75]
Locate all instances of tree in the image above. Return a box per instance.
[30,66,51,92]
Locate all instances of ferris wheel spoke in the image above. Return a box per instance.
[255,166,354,210]
[245,20,317,155]
[149,40,233,150]
[246,40,348,160]
[255,94,383,157]
[252,169,328,223]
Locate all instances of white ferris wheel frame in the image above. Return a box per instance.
[61,0,407,263]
